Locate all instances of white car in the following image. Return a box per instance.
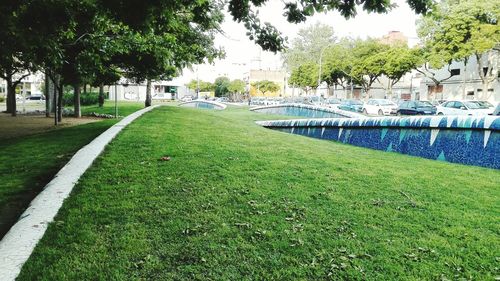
[436,101,489,116]
[180,96,192,102]
[469,101,496,115]
[362,99,398,115]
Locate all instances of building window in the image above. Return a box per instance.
[477,89,482,92]
[450,69,460,76]
[0,86,5,93]
[467,91,474,96]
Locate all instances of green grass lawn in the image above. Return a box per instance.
[18,106,499,280]
[80,100,144,116]
[0,101,145,239]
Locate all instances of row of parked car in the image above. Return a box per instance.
[249,96,499,116]
[331,98,498,116]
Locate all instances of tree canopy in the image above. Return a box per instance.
[416,0,499,89]
[282,23,336,71]
[214,77,231,97]
[251,80,281,96]
[186,80,215,93]
[0,0,435,117]
[227,79,246,94]
[229,0,433,52]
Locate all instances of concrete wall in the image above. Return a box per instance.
[257,116,499,169]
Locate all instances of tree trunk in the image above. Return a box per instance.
[83,84,87,94]
[44,72,55,117]
[98,84,105,107]
[145,79,152,107]
[6,79,17,117]
[5,74,13,114]
[73,84,81,118]
[462,63,467,100]
[53,78,58,125]
[57,83,63,122]
[388,81,393,100]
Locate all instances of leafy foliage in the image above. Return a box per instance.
[282,23,336,71]
[321,40,354,88]
[63,92,101,106]
[214,77,231,97]
[229,0,432,52]
[416,0,499,86]
[251,80,281,95]
[289,63,319,94]
[228,79,246,94]
[348,39,387,95]
[186,80,215,92]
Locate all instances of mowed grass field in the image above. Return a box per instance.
[0,101,143,239]
[18,106,499,280]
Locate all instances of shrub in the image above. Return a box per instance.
[0,96,5,103]
[63,92,100,106]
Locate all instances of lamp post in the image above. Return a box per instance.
[113,82,129,118]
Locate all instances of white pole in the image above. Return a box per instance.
[114,84,118,118]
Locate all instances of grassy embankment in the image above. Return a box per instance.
[16,105,500,280]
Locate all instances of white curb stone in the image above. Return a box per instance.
[0,105,161,280]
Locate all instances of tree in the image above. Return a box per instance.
[3,0,433,122]
[415,0,499,97]
[321,40,353,94]
[91,67,121,107]
[289,63,318,95]
[228,79,246,94]
[251,80,280,96]
[377,45,420,99]
[282,23,336,71]
[421,0,500,97]
[0,1,32,116]
[228,0,433,53]
[214,77,231,97]
[350,39,387,98]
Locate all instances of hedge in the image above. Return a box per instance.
[63,92,103,106]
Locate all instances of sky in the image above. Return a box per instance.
[172,0,421,85]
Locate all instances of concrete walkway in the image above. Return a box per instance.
[0,105,161,280]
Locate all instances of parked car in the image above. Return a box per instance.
[469,101,496,115]
[27,92,45,100]
[397,100,436,115]
[436,100,489,116]
[362,99,398,115]
[337,99,364,113]
[308,96,322,105]
[180,95,193,102]
[326,98,342,109]
[215,97,229,103]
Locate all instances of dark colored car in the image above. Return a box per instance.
[397,100,436,115]
[338,99,364,112]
